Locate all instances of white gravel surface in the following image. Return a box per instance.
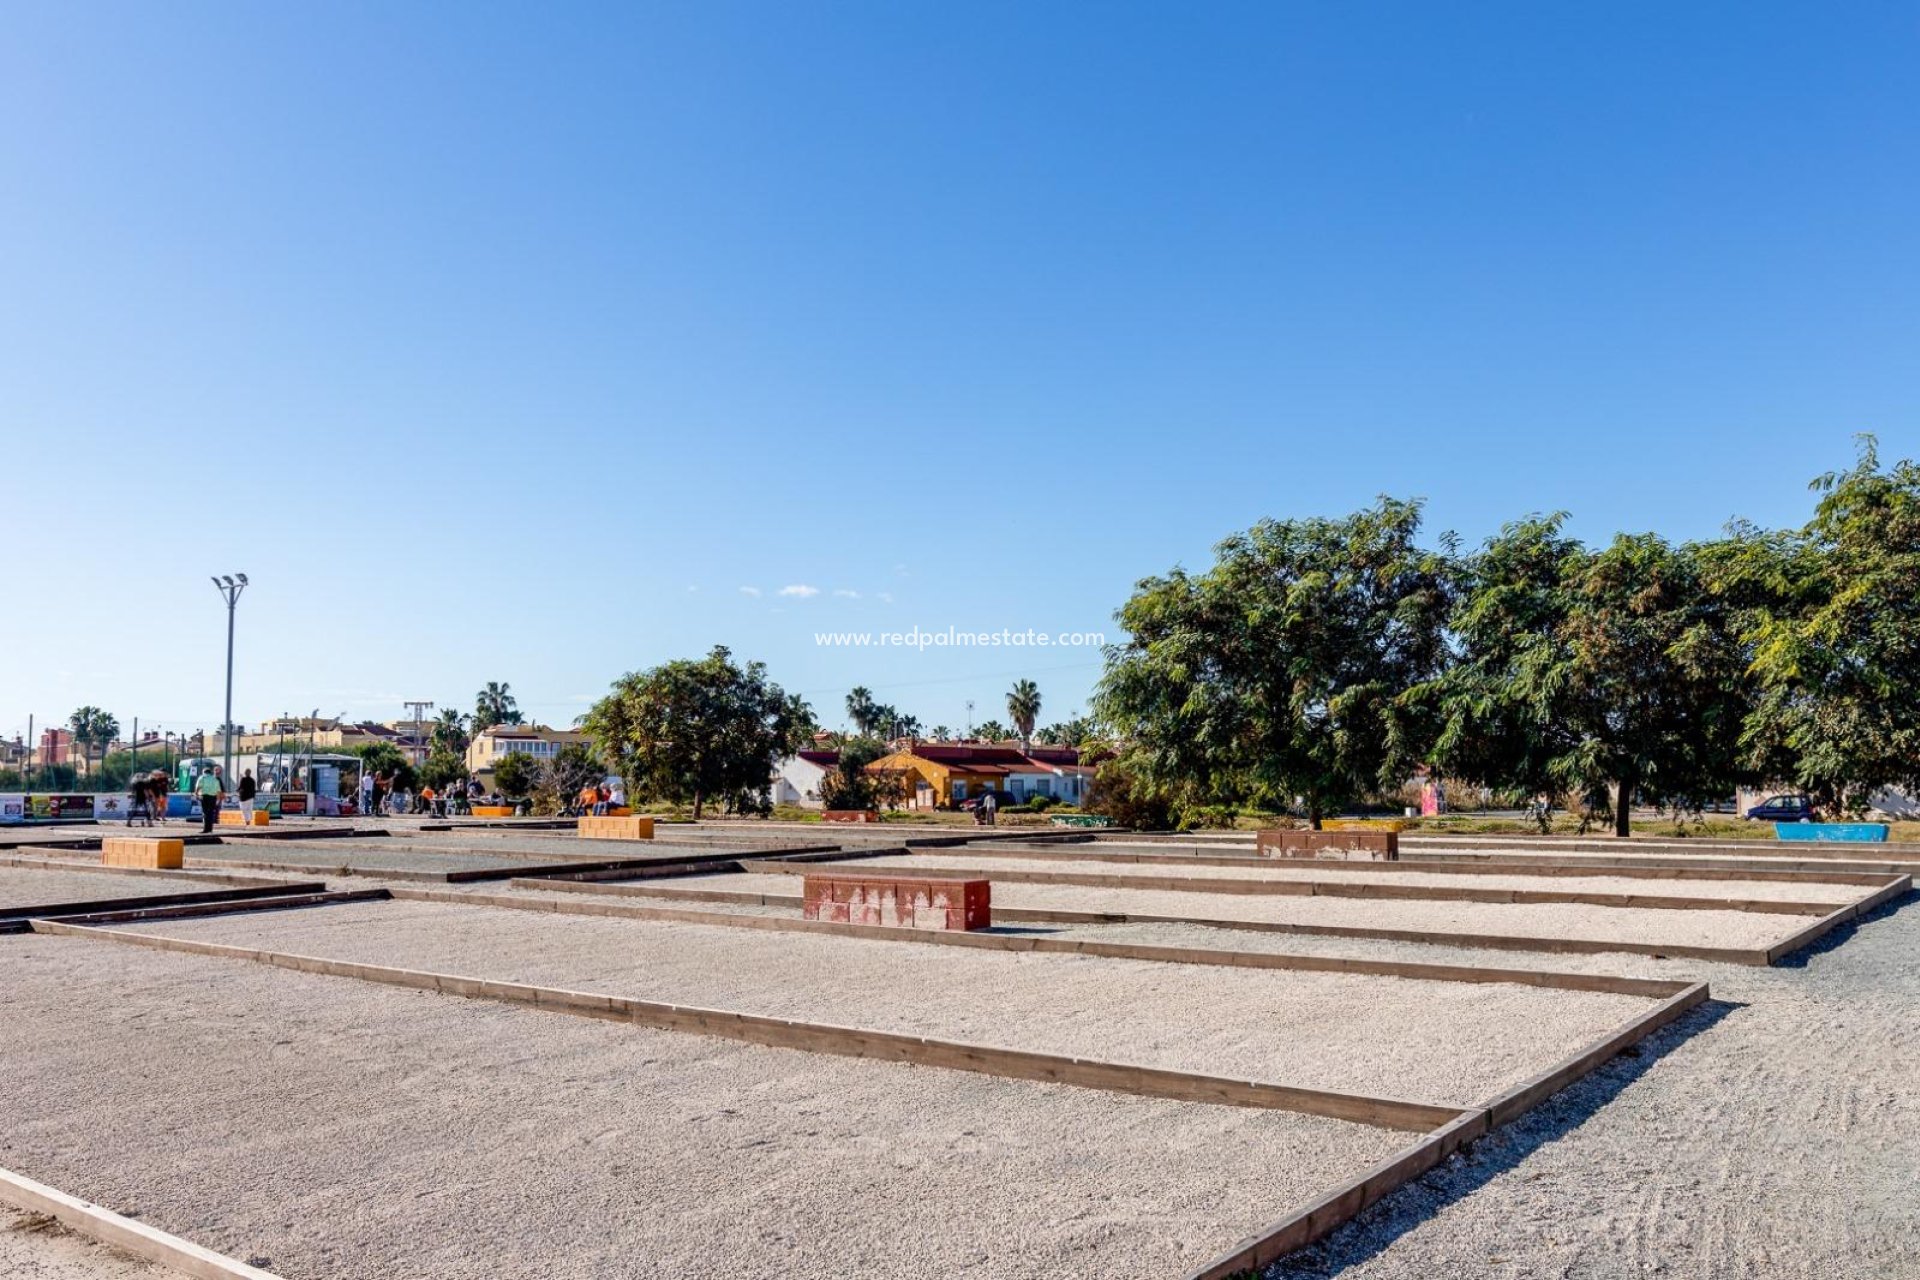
[0,932,1407,1279]
[823,853,1865,905]
[108,899,1653,1106]
[634,872,1805,951]
[190,843,554,875]
[0,866,247,910]
[0,1208,169,1278]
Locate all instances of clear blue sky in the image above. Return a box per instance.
[4,2,1917,744]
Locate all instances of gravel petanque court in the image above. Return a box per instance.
[0,931,1410,1280]
[0,1206,167,1278]
[808,852,1869,905]
[595,870,1812,952]
[0,865,252,912]
[81,897,1660,1108]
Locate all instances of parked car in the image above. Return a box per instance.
[958,790,1021,813]
[1746,794,1818,822]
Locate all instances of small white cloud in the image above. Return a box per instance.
[686,585,699,593]
[878,590,894,603]
[778,584,820,598]
[738,586,762,597]
[832,588,859,599]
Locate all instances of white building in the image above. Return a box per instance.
[771,750,839,808]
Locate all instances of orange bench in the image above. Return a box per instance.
[1255,829,1399,861]
[802,874,990,931]
[102,837,185,870]
[218,809,270,827]
[578,815,655,840]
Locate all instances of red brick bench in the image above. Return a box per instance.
[1255,829,1399,861]
[802,874,991,931]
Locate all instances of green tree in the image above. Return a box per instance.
[1419,515,1589,825]
[1096,497,1453,826]
[1006,680,1042,750]
[816,737,908,812]
[419,750,467,792]
[583,646,812,819]
[491,751,540,799]
[473,682,523,733]
[430,709,471,756]
[1034,716,1095,748]
[971,719,1010,742]
[930,725,952,742]
[1719,439,1920,813]
[845,687,880,737]
[66,706,121,782]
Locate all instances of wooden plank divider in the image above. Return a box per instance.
[0,1165,286,1280]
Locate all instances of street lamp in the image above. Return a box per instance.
[210,573,248,788]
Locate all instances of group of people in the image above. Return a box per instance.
[124,769,174,827]
[356,770,486,818]
[571,781,626,816]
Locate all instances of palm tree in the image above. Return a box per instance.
[431,708,471,756]
[845,687,880,737]
[1007,680,1042,750]
[67,706,120,780]
[972,718,1010,743]
[473,682,522,733]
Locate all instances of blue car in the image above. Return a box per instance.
[1746,794,1817,822]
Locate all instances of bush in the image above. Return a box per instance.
[1084,754,1176,831]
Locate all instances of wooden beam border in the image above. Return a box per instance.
[0,1165,285,1280]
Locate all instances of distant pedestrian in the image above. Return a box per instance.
[151,771,171,824]
[358,769,374,816]
[127,777,152,827]
[238,769,258,823]
[195,766,223,833]
[982,791,998,826]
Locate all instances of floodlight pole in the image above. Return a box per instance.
[211,573,249,787]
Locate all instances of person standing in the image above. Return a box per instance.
[358,767,374,816]
[195,766,223,833]
[238,769,258,823]
[982,791,998,826]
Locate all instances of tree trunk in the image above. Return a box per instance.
[1612,777,1633,838]
[691,790,704,821]
[1307,795,1323,831]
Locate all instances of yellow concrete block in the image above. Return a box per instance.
[218,809,270,826]
[471,805,515,817]
[102,838,185,870]
[1322,818,1411,833]
[578,815,654,840]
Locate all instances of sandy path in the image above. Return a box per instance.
[1257,896,1920,1280]
[190,843,550,875]
[105,899,1652,1107]
[0,1209,169,1278]
[822,853,1865,904]
[0,932,1405,1280]
[640,871,1804,950]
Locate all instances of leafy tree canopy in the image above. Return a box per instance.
[583,646,812,820]
[1096,497,1453,825]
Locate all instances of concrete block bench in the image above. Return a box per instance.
[578,815,655,840]
[102,838,185,870]
[218,810,270,827]
[803,873,991,931]
[1255,828,1399,861]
